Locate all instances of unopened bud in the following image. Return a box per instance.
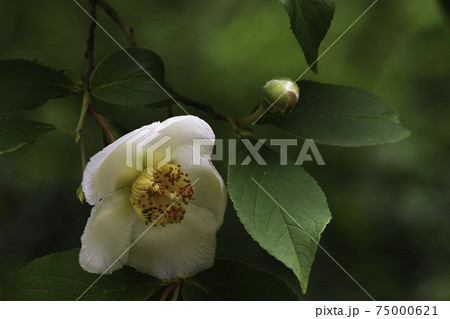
[261,77,299,114]
[76,184,85,203]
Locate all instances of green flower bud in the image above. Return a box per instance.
[76,184,85,203]
[261,77,299,114]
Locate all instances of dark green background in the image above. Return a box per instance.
[0,0,449,300]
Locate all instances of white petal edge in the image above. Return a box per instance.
[82,115,215,205]
[80,187,135,274]
[82,121,160,205]
[159,115,215,162]
[127,204,220,280]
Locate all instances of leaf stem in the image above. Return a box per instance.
[234,104,265,127]
[75,89,91,142]
[170,278,183,301]
[75,90,90,176]
[160,278,182,301]
[96,0,137,47]
[160,281,178,301]
[88,106,116,143]
[56,127,76,137]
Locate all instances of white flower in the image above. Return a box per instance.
[79,115,227,280]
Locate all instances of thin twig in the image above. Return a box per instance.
[84,0,97,84]
[176,94,226,121]
[80,0,116,145]
[88,106,116,143]
[168,87,227,121]
[96,0,137,47]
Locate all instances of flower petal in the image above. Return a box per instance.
[183,157,227,226]
[82,116,214,205]
[82,121,161,205]
[159,115,215,161]
[127,204,219,280]
[144,115,216,170]
[80,188,136,274]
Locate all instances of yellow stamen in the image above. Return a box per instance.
[129,164,194,227]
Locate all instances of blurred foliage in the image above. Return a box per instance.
[0,0,449,300]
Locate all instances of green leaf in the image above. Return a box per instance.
[182,259,299,300]
[91,48,168,107]
[0,115,56,154]
[2,249,165,301]
[278,0,335,72]
[227,143,331,294]
[260,80,411,146]
[62,68,83,87]
[0,59,75,113]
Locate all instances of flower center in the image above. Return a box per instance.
[129,164,195,226]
